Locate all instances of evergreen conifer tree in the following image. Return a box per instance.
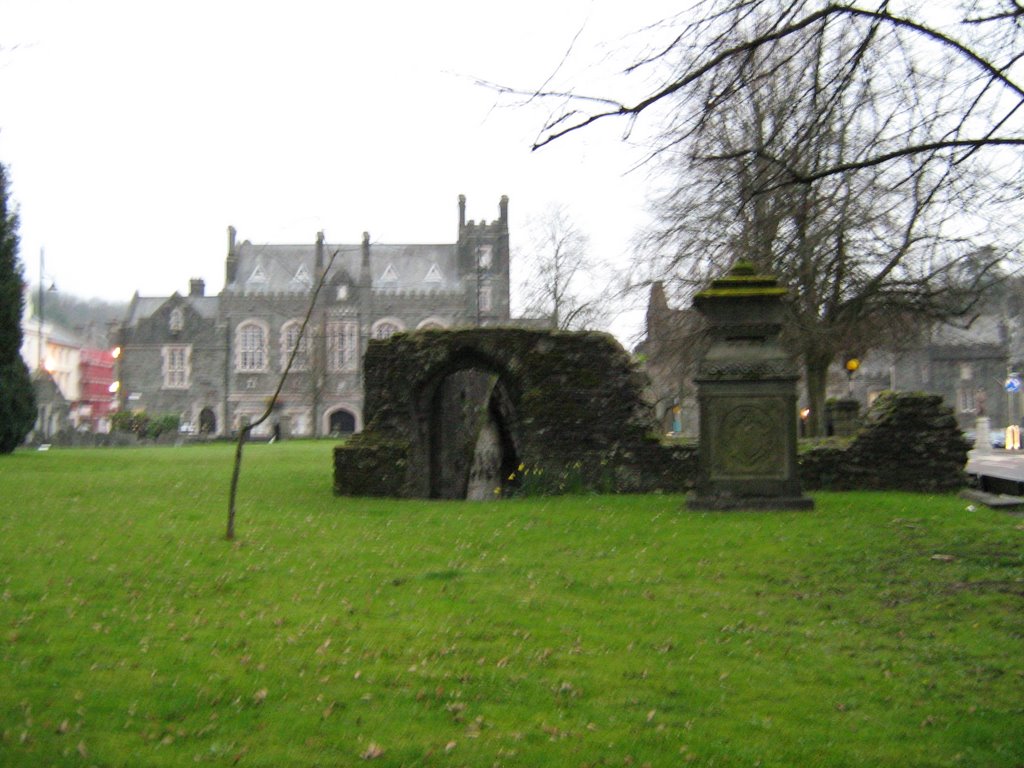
[0,161,36,452]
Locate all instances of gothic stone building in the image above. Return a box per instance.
[116,195,511,437]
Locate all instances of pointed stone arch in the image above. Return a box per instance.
[414,348,521,499]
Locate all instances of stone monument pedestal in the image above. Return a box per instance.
[974,416,992,452]
[687,262,813,511]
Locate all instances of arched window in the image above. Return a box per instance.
[237,321,268,372]
[169,308,184,333]
[417,317,449,331]
[372,318,404,340]
[280,320,308,371]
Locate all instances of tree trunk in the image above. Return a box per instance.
[804,354,832,438]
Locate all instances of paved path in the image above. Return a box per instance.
[965,449,1024,495]
[966,450,1024,482]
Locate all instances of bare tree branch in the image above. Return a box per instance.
[226,247,339,541]
[524,1,1024,186]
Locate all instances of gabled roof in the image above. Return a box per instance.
[227,241,461,294]
[124,294,219,327]
[930,315,1007,347]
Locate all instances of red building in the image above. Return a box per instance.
[76,348,117,432]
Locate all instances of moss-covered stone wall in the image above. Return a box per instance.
[800,392,970,492]
[334,328,693,497]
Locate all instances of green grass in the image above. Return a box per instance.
[1,442,1022,767]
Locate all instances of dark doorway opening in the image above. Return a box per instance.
[199,407,217,435]
[329,409,356,436]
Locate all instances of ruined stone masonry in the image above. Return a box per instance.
[334,328,695,498]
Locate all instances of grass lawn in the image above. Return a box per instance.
[1,441,1021,767]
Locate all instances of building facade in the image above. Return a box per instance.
[641,281,1018,436]
[848,317,1012,431]
[115,195,511,437]
[76,348,117,433]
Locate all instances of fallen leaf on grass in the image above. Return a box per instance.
[361,742,385,759]
[930,554,956,562]
[252,688,268,704]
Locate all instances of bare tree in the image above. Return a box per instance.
[633,8,1008,435]
[517,203,607,330]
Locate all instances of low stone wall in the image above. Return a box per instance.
[800,392,969,492]
[334,436,413,497]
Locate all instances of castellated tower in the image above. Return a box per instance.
[457,195,510,324]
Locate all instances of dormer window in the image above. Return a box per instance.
[336,284,349,301]
[292,263,312,288]
[169,308,184,333]
[248,263,268,284]
[380,264,399,283]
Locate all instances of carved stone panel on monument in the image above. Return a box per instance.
[707,398,788,480]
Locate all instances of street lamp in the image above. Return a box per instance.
[844,357,860,398]
[36,247,57,371]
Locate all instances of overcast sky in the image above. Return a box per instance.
[1,0,682,345]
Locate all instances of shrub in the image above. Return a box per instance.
[111,412,181,440]
[146,414,180,439]
[0,361,36,452]
[112,411,148,436]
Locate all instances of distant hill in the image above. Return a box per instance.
[28,288,128,348]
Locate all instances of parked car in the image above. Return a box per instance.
[963,429,1006,449]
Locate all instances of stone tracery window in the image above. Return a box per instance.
[162,344,191,389]
[280,320,308,371]
[237,320,268,372]
[327,320,359,372]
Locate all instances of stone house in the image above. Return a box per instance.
[115,195,511,437]
[117,282,223,433]
[846,316,1012,431]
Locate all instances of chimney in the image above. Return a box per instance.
[499,195,508,226]
[458,194,466,231]
[360,232,371,287]
[189,278,205,297]
[315,230,325,274]
[226,226,238,284]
